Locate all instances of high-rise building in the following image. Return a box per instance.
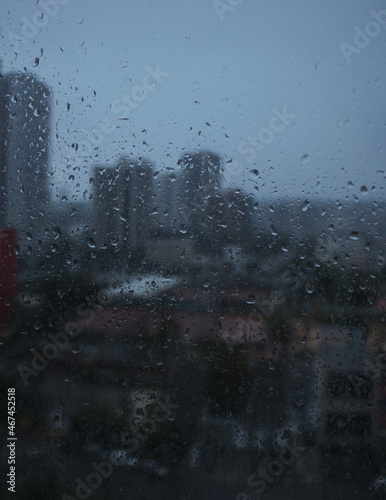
[178,150,221,234]
[153,170,188,235]
[93,156,153,260]
[122,157,153,252]
[0,71,50,244]
[193,189,253,256]
[93,163,121,247]
[179,150,221,210]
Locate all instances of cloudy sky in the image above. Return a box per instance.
[0,0,385,203]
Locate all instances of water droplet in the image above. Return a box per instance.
[306,284,314,294]
[360,185,368,196]
[301,154,310,165]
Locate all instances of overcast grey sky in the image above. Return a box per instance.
[1,0,385,203]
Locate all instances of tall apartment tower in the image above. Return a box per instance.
[94,156,153,260]
[153,170,188,234]
[0,71,50,242]
[179,150,221,234]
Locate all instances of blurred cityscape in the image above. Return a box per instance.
[0,69,385,499]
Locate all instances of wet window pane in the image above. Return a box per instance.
[0,1,385,499]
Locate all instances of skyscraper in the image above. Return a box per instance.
[179,150,221,212]
[0,71,50,248]
[178,150,221,237]
[153,169,188,235]
[93,156,153,261]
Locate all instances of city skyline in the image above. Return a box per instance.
[0,4,385,499]
[0,0,384,202]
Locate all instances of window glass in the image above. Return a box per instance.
[0,1,385,498]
